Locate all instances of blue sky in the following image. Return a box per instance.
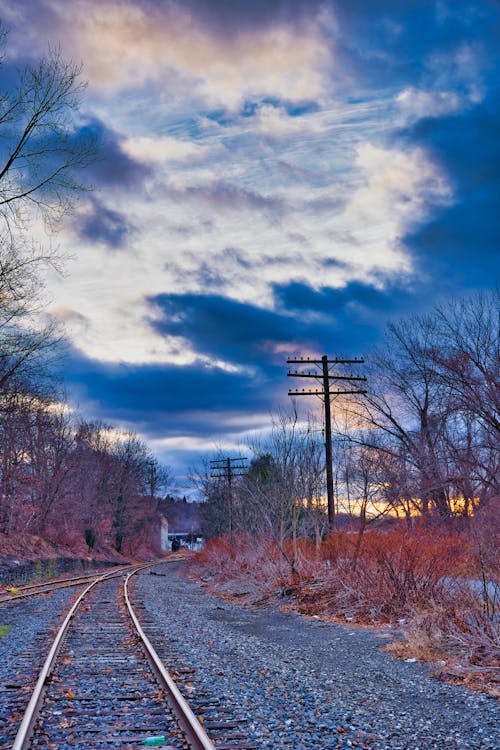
[1,0,498,488]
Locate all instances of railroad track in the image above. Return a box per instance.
[0,565,132,604]
[129,570,257,750]
[0,553,190,605]
[10,562,216,750]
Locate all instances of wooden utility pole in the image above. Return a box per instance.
[287,355,366,531]
[210,456,247,555]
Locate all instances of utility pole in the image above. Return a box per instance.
[287,355,366,531]
[210,456,248,555]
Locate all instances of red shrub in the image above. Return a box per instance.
[191,527,472,622]
[189,526,498,691]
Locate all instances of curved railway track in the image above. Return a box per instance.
[0,565,132,604]
[128,570,256,750]
[9,562,216,750]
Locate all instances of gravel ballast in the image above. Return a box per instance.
[136,562,499,750]
[0,588,76,748]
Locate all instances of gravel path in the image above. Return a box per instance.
[136,562,499,750]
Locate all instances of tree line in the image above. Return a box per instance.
[0,404,169,554]
[0,31,171,555]
[199,289,499,555]
[1,31,497,560]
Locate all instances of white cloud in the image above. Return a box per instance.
[395,88,463,123]
[121,136,207,164]
[44,134,451,367]
[252,104,327,138]
[8,0,334,109]
[352,142,450,220]
[326,142,451,274]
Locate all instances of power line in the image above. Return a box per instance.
[287,354,366,531]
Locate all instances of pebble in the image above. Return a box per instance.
[0,588,75,749]
[136,562,499,750]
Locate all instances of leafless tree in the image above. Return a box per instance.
[0,35,96,230]
[190,456,233,539]
[340,315,454,517]
[433,291,499,437]
[0,384,35,533]
[0,30,97,392]
[24,400,73,536]
[430,290,500,508]
[144,457,173,503]
[237,407,330,572]
[0,237,62,392]
[294,415,327,551]
[245,409,303,550]
[338,291,499,520]
[0,380,71,535]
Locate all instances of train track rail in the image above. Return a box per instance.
[11,562,216,750]
[0,565,133,604]
[129,569,257,750]
[0,553,191,605]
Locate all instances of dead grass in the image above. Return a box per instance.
[189,527,499,697]
[188,534,291,602]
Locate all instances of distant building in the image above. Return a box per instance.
[156,497,203,551]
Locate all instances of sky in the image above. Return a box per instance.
[1,0,498,491]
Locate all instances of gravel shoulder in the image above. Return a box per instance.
[136,562,499,750]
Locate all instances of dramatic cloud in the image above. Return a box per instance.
[75,118,152,189]
[72,199,134,249]
[403,103,500,288]
[149,293,305,368]
[4,0,333,107]
[1,0,496,481]
[63,345,276,442]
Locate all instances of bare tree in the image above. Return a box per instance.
[66,423,162,553]
[0,380,72,536]
[0,33,96,393]
[245,409,303,551]
[0,237,61,391]
[238,407,330,573]
[0,37,96,230]
[341,315,454,517]
[338,291,499,520]
[67,420,116,549]
[144,457,173,503]
[25,402,71,534]
[430,291,500,508]
[0,384,35,533]
[432,290,499,440]
[190,456,232,539]
[295,415,327,551]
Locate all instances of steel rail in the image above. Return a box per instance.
[2,569,117,592]
[124,568,216,750]
[0,565,133,603]
[1,553,188,604]
[10,564,150,750]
